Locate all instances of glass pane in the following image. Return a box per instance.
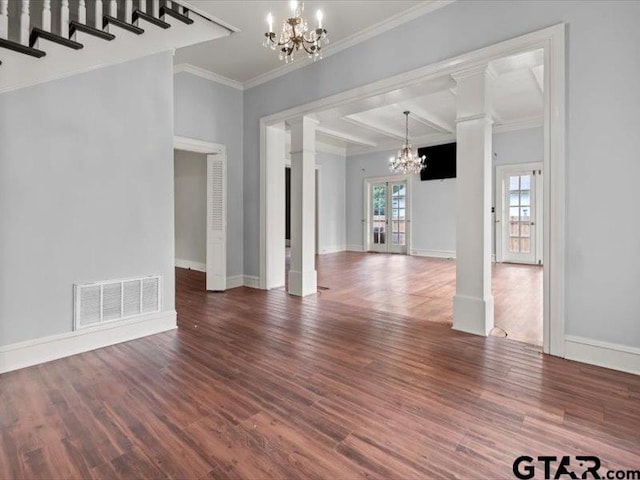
[520,223,531,238]
[509,192,520,206]
[398,209,405,220]
[520,175,531,190]
[520,190,531,206]
[373,222,386,244]
[509,207,520,221]
[373,185,386,216]
[509,237,520,253]
[398,233,405,245]
[520,238,531,253]
[520,207,531,222]
[510,222,520,236]
[509,176,519,191]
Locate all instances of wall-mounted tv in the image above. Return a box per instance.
[418,142,456,181]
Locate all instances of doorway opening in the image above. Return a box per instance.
[364,176,410,254]
[173,137,227,292]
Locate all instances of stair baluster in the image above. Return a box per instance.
[109,0,117,18]
[139,0,146,14]
[151,0,159,17]
[78,0,86,25]
[95,0,103,28]
[20,0,30,45]
[61,0,69,36]
[124,0,133,23]
[42,0,51,32]
[0,0,8,39]
[166,1,172,8]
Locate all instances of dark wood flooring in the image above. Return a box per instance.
[0,266,638,479]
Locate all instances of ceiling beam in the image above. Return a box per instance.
[398,105,455,134]
[342,116,406,141]
[316,126,378,147]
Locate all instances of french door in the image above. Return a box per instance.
[368,180,408,254]
[497,164,543,265]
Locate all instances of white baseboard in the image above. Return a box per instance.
[226,275,244,289]
[175,258,206,272]
[346,244,364,252]
[243,275,261,289]
[0,310,177,374]
[411,248,456,259]
[565,335,640,376]
[318,245,347,254]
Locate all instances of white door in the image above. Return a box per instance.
[500,167,542,264]
[368,180,408,254]
[206,154,226,291]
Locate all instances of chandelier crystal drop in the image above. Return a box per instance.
[263,2,328,63]
[389,111,426,174]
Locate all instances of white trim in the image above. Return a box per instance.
[175,258,206,272]
[174,64,244,91]
[226,275,244,289]
[346,244,364,252]
[174,136,224,154]
[244,0,455,89]
[411,249,456,259]
[243,275,261,289]
[318,245,347,255]
[565,336,640,376]
[493,116,543,134]
[260,23,566,358]
[0,311,177,374]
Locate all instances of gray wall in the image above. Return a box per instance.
[243,1,640,348]
[174,72,243,278]
[174,150,207,266]
[0,52,175,346]
[316,151,347,253]
[346,127,543,254]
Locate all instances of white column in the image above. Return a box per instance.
[42,0,51,32]
[94,0,103,28]
[138,0,146,14]
[60,0,69,34]
[451,65,495,336]
[124,0,132,23]
[0,0,7,39]
[109,0,117,17]
[288,116,318,297]
[19,0,29,46]
[151,0,159,17]
[265,122,287,290]
[78,0,86,25]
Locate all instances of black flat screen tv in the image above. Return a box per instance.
[418,142,456,181]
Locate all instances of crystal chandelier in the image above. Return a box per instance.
[263,2,328,64]
[389,111,426,174]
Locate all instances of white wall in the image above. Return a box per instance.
[0,53,175,346]
[243,0,640,349]
[346,128,543,255]
[174,72,243,278]
[316,151,347,253]
[174,150,207,268]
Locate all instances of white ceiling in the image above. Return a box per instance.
[305,49,545,156]
[176,1,438,86]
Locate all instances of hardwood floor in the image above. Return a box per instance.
[1,266,639,479]
[312,251,542,345]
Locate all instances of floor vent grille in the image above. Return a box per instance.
[74,276,162,330]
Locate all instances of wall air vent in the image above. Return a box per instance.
[74,276,162,330]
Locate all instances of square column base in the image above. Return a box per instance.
[288,270,317,297]
[452,294,494,336]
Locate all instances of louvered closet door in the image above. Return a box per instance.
[206,154,227,291]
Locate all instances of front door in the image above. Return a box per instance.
[368,180,408,254]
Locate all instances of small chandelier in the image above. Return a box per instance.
[389,111,426,174]
[263,2,328,64]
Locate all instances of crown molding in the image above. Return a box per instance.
[243,0,456,90]
[174,63,244,90]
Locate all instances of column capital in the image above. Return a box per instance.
[450,62,498,83]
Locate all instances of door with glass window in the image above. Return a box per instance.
[502,170,538,264]
[369,181,408,254]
